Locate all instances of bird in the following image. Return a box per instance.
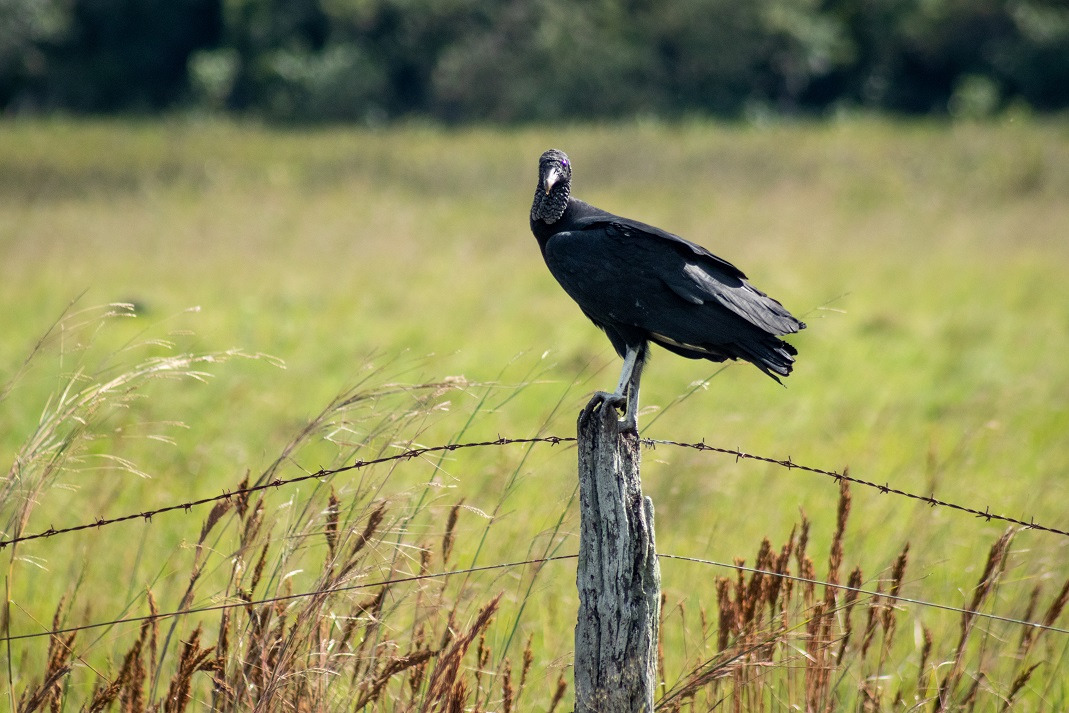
[529,148,805,433]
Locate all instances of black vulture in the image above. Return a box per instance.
[529,149,805,432]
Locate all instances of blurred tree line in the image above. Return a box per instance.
[2,0,1067,121]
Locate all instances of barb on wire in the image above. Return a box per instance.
[3,551,1067,646]
[643,438,1069,538]
[0,436,575,550]
[4,433,1068,551]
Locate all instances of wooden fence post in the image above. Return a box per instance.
[574,404,661,712]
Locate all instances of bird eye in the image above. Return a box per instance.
[561,159,569,168]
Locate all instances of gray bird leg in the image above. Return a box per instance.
[614,346,640,398]
[581,345,643,432]
[620,347,645,433]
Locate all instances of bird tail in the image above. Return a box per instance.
[736,337,798,383]
[650,331,799,382]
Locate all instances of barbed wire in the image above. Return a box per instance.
[644,438,1069,537]
[4,433,1067,552]
[0,436,572,550]
[4,551,1067,645]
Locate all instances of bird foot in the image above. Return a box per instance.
[579,391,637,434]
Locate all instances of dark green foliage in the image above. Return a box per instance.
[5,0,221,111]
[815,0,1069,114]
[2,0,1068,119]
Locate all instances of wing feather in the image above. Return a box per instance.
[542,200,804,373]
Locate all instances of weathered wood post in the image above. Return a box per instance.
[575,404,661,712]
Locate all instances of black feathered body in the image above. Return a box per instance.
[531,195,804,381]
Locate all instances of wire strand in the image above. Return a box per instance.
[4,434,1067,551]
[645,437,1069,537]
[4,552,1067,645]
[0,436,573,550]
[657,553,1069,635]
[1,555,573,644]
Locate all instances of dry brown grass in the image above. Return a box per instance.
[13,387,540,712]
[3,304,553,711]
[656,481,1069,712]
[9,389,1069,711]
[6,303,1069,711]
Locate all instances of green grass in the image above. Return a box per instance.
[1,116,1069,709]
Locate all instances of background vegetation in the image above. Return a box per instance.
[3,0,1069,121]
[1,117,1068,708]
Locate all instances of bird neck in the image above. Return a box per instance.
[531,184,570,225]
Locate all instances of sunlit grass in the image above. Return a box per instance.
[1,116,1068,708]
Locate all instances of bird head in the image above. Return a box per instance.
[540,149,571,194]
[531,149,571,224]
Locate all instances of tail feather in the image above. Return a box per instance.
[735,337,798,382]
[650,332,798,382]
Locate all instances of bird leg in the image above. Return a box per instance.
[581,345,644,433]
[621,345,646,433]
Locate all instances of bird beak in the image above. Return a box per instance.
[543,167,560,194]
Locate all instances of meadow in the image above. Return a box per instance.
[1,117,1068,710]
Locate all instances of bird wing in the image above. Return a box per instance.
[572,211,749,280]
[669,259,803,336]
[562,215,803,338]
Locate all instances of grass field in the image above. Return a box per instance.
[1,117,1068,710]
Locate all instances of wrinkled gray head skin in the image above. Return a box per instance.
[531,149,572,224]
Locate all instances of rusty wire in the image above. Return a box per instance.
[4,433,1067,552]
[2,432,1068,646]
[645,437,1069,536]
[4,551,1068,645]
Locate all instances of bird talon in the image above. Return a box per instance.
[594,391,626,407]
[579,391,627,428]
[592,391,627,414]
